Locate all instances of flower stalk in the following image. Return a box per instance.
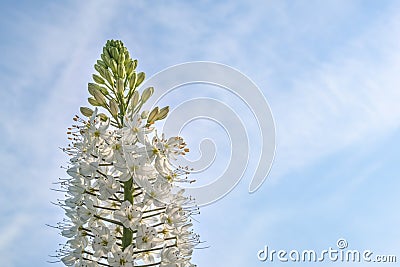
[122,179,134,250]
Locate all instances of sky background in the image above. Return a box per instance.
[0,0,399,266]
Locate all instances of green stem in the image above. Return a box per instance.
[122,178,134,250]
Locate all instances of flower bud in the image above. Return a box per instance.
[157,106,169,120]
[92,74,105,84]
[102,46,111,59]
[111,47,119,61]
[124,50,130,62]
[141,110,149,119]
[141,87,154,103]
[98,86,109,96]
[125,60,134,76]
[104,69,115,86]
[97,60,108,70]
[136,72,145,87]
[116,78,125,95]
[88,83,108,97]
[98,113,108,122]
[88,97,100,106]
[88,83,98,96]
[110,59,118,74]
[101,53,111,68]
[129,72,136,90]
[94,63,102,73]
[109,99,119,117]
[93,88,106,106]
[80,107,93,117]
[117,63,126,78]
[147,107,159,124]
[118,52,125,65]
[131,91,139,108]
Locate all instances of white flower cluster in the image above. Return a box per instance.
[55,109,200,267]
[52,40,201,267]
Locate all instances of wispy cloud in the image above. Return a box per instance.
[0,0,121,265]
[269,4,400,178]
[1,1,399,266]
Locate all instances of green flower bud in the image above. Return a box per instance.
[102,46,111,59]
[110,59,118,74]
[80,106,93,117]
[101,53,111,68]
[157,106,169,120]
[93,88,106,106]
[118,63,126,78]
[116,78,125,95]
[97,60,108,70]
[125,60,134,77]
[147,107,159,124]
[98,113,108,122]
[88,97,100,106]
[141,110,149,119]
[131,91,139,108]
[129,72,137,90]
[124,50,130,62]
[98,86,109,96]
[94,63,105,76]
[141,87,154,103]
[109,99,119,117]
[136,72,145,87]
[88,83,98,96]
[104,69,115,86]
[118,52,125,65]
[111,47,119,61]
[93,74,105,84]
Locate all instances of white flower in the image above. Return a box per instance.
[161,246,180,267]
[140,177,171,207]
[78,161,99,177]
[76,205,93,222]
[122,114,148,144]
[136,224,160,250]
[162,205,188,227]
[61,253,77,266]
[115,151,147,182]
[97,175,120,200]
[92,226,116,258]
[101,138,124,163]
[86,111,110,141]
[108,245,134,267]
[155,155,173,177]
[113,201,142,230]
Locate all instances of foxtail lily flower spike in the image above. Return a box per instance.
[53,40,201,267]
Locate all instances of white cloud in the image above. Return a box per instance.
[269,7,400,178]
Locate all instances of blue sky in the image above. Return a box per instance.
[0,1,399,266]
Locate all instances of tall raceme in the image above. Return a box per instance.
[53,40,200,267]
